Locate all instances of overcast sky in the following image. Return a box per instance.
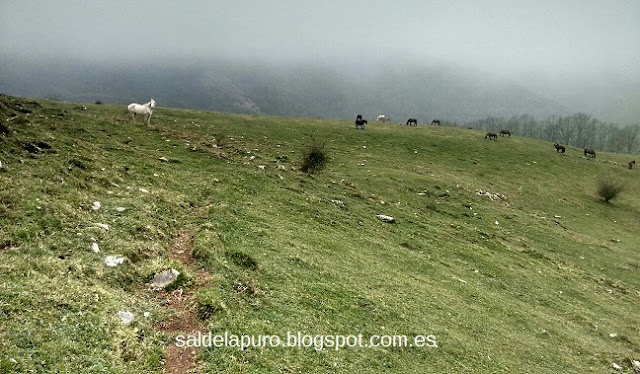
[1,0,639,79]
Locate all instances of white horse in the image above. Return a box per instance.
[127,98,156,125]
[376,114,389,123]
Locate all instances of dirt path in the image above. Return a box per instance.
[155,231,210,374]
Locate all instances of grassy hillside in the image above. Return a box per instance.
[0,95,638,373]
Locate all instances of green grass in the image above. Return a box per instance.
[0,95,638,373]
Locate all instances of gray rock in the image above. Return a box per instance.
[104,255,125,267]
[151,268,180,289]
[117,311,134,326]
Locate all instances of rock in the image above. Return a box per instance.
[115,207,126,212]
[495,221,499,225]
[151,268,180,289]
[143,311,150,318]
[95,223,109,230]
[631,360,640,373]
[91,201,101,211]
[612,362,622,371]
[139,188,149,193]
[609,333,617,338]
[91,242,100,253]
[376,214,396,223]
[117,311,134,326]
[104,255,125,267]
[257,165,265,169]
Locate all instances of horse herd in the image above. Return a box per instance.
[355,114,636,169]
[356,115,440,130]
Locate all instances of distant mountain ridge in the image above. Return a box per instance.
[0,58,571,122]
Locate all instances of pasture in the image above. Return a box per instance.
[0,95,638,373]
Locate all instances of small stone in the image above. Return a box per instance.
[139,188,149,193]
[91,201,101,211]
[154,173,159,177]
[376,214,395,223]
[258,165,266,169]
[554,215,561,219]
[95,223,109,230]
[609,333,617,338]
[115,207,126,212]
[143,312,150,318]
[91,242,100,253]
[631,360,640,373]
[612,362,621,371]
[117,311,134,326]
[495,221,499,225]
[151,269,180,289]
[9,358,17,364]
[104,255,125,267]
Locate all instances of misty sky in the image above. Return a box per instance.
[1,0,639,80]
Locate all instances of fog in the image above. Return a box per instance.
[1,1,639,122]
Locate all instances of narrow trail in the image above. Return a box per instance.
[155,231,211,374]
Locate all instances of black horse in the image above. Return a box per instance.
[431,119,441,126]
[355,114,367,130]
[554,143,565,153]
[406,118,417,126]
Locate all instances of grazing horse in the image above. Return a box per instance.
[629,160,635,169]
[584,148,596,158]
[406,118,417,126]
[485,132,497,140]
[128,98,156,125]
[376,114,389,123]
[499,129,511,137]
[431,119,441,126]
[355,114,367,130]
[554,143,565,153]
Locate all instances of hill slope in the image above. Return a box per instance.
[0,95,638,373]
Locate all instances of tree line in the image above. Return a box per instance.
[461,113,640,154]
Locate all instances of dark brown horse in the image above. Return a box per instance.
[485,132,497,140]
[629,160,635,169]
[584,148,596,158]
[499,129,511,137]
[406,118,417,126]
[554,143,565,153]
[431,119,441,126]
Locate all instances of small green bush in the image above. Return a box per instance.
[196,287,225,319]
[301,140,328,174]
[597,173,626,202]
[224,250,258,270]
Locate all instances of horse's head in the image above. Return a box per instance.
[150,99,156,108]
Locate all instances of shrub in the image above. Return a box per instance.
[224,250,258,270]
[196,287,225,319]
[597,173,626,203]
[301,139,329,174]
